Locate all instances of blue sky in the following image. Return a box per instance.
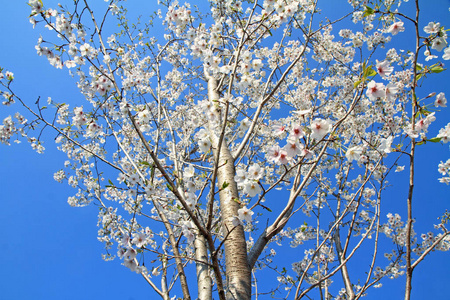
[1,1,449,299]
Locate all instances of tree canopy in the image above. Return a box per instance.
[1,0,450,299]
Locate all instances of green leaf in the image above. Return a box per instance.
[363,6,374,17]
[428,137,442,143]
[416,64,423,71]
[140,160,151,166]
[366,66,377,77]
[419,107,431,116]
[354,79,362,88]
[416,140,425,146]
[166,184,174,192]
[416,73,424,81]
[362,65,376,79]
[430,66,445,73]
[221,181,229,189]
[414,110,422,118]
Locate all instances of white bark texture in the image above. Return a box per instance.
[207,76,252,300]
[194,234,212,300]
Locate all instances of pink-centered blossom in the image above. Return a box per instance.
[366,80,386,100]
[413,112,436,135]
[72,106,86,127]
[435,92,447,107]
[437,123,450,143]
[86,122,101,137]
[284,137,302,158]
[29,0,43,14]
[310,119,331,141]
[124,248,137,260]
[376,60,393,79]
[272,122,286,136]
[138,109,151,123]
[385,83,399,102]
[5,71,14,81]
[266,145,281,163]
[387,21,404,35]
[300,148,314,159]
[290,124,304,139]
[277,149,290,165]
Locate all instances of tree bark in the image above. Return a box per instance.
[206,75,252,300]
[195,234,212,300]
[334,229,355,300]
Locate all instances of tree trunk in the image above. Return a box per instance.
[195,234,212,300]
[206,75,252,300]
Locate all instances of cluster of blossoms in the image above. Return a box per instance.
[423,22,448,53]
[291,245,335,283]
[365,68,398,102]
[437,122,450,184]
[98,206,156,273]
[1,71,15,107]
[438,159,450,185]
[287,225,316,247]
[373,262,405,280]
[28,0,43,15]
[29,1,101,71]
[413,231,450,255]
[437,122,450,144]
[262,0,302,24]
[117,228,155,272]
[265,119,323,165]
[164,2,192,35]
[380,213,414,247]
[235,164,264,198]
[195,128,212,153]
[405,112,436,139]
[0,71,45,149]
[0,115,19,145]
[91,75,114,96]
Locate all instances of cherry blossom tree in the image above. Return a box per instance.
[1,0,450,299]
